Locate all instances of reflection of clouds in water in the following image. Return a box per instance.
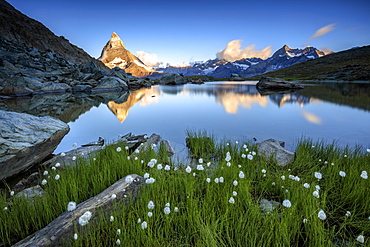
[216,92,268,114]
[138,87,160,106]
[302,111,322,124]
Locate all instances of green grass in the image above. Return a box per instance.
[1,133,369,246]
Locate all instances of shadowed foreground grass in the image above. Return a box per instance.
[1,132,369,246]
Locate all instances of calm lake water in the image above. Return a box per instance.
[51,81,370,155]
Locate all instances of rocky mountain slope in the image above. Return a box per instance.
[158,45,325,78]
[251,45,370,81]
[98,32,155,78]
[0,0,100,65]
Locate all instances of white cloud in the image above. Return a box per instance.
[135,51,162,68]
[310,24,336,39]
[216,40,272,62]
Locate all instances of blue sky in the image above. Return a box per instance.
[7,0,370,66]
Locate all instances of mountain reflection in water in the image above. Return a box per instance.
[1,81,369,154]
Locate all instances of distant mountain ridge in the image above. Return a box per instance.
[158,45,325,78]
[98,32,155,78]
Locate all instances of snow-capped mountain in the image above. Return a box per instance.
[99,32,154,77]
[158,45,326,78]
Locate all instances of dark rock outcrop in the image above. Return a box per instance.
[159,73,187,85]
[0,110,70,180]
[256,77,304,95]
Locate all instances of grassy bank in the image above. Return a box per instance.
[1,133,369,246]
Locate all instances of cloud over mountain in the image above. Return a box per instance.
[310,24,336,39]
[216,40,272,62]
[136,51,162,68]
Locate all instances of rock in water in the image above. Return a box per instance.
[256,139,295,166]
[256,76,304,95]
[0,110,69,180]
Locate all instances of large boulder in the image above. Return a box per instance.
[92,77,128,92]
[256,77,304,95]
[0,110,70,180]
[159,73,187,85]
[256,139,295,166]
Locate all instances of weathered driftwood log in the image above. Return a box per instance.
[13,174,145,246]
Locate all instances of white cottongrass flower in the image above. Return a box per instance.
[361,171,368,179]
[145,178,155,184]
[148,201,155,210]
[72,156,76,161]
[207,162,211,167]
[110,216,115,222]
[3,207,8,210]
[125,175,133,183]
[164,207,171,214]
[60,152,66,156]
[117,229,121,235]
[135,149,140,154]
[252,151,256,155]
[164,165,171,171]
[331,163,335,165]
[55,163,61,168]
[313,191,320,198]
[247,154,253,160]
[233,180,238,186]
[193,172,196,177]
[67,201,76,211]
[116,239,121,245]
[241,154,246,158]
[225,152,231,162]
[214,178,219,183]
[78,211,92,226]
[197,165,204,170]
[185,166,192,173]
[157,164,163,170]
[226,162,231,167]
[41,179,47,185]
[314,172,322,180]
[281,175,286,180]
[339,171,346,177]
[232,191,237,196]
[239,171,245,179]
[206,178,211,183]
[219,177,224,183]
[43,171,48,176]
[165,203,170,207]
[74,233,78,240]
[55,174,60,180]
[52,166,56,170]
[294,176,300,181]
[318,209,327,220]
[228,197,235,204]
[125,146,129,150]
[315,185,321,191]
[147,159,157,168]
[116,147,122,152]
[198,158,203,163]
[144,173,150,179]
[303,219,308,223]
[367,148,370,153]
[134,157,138,160]
[262,169,266,174]
[357,235,365,243]
[345,211,351,217]
[148,212,153,217]
[141,221,148,229]
[10,191,14,196]
[111,194,117,199]
[243,144,247,149]
[282,199,292,208]
[137,218,142,223]
[127,156,130,160]
[303,183,310,188]
[272,182,276,186]
[174,207,179,212]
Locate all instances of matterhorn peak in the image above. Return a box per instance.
[108,32,125,48]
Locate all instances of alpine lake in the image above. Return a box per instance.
[3,80,370,160]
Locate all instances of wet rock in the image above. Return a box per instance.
[0,110,70,180]
[159,73,187,85]
[256,139,295,166]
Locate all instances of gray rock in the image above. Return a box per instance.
[72,84,92,92]
[92,76,128,92]
[256,139,295,166]
[80,61,100,74]
[15,185,44,199]
[12,172,40,192]
[260,199,280,213]
[159,73,187,85]
[0,110,70,180]
[256,77,304,95]
[108,67,128,81]
[160,139,175,156]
